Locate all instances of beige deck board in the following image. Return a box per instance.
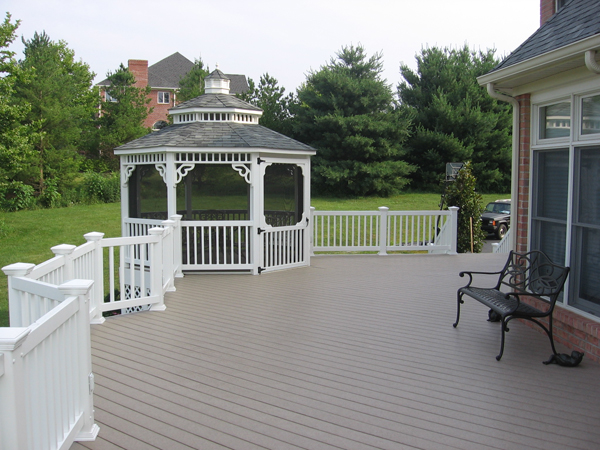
[72,254,600,450]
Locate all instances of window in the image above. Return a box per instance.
[539,102,571,139]
[157,91,170,104]
[555,0,571,11]
[581,95,600,135]
[105,91,117,102]
[152,120,168,131]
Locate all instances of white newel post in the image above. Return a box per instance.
[84,232,105,324]
[378,207,389,256]
[449,206,459,255]
[170,214,184,278]
[2,263,35,327]
[309,207,315,257]
[148,227,167,311]
[0,327,30,449]
[58,279,100,442]
[161,219,176,292]
[51,243,77,281]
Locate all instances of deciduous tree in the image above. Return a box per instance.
[0,13,36,184]
[292,44,414,197]
[398,45,512,192]
[15,31,97,192]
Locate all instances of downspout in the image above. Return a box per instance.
[585,50,600,74]
[486,83,520,252]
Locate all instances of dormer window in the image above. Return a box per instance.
[555,0,570,11]
[158,91,170,104]
[105,91,118,103]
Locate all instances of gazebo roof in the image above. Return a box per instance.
[172,93,262,112]
[115,121,315,153]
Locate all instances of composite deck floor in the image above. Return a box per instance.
[72,254,600,450]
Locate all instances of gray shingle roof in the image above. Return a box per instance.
[148,52,194,88]
[116,122,315,153]
[493,0,600,72]
[96,53,249,94]
[172,93,262,111]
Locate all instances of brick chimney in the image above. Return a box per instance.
[128,59,148,88]
[540,0,555,26]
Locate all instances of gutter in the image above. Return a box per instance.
[486,83,519,252]
[585,50,600,74]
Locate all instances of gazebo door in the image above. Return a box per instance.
[258,158,310,273]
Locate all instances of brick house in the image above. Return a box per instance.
[478,0,600,361]
[98,53,249,130]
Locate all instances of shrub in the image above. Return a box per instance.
[39,178,62,208]
[82,172,120,204]
[0,181,36,212]
[444,162,486,253]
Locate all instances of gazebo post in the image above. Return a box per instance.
[251,154,263,275]
[166,152,177,218]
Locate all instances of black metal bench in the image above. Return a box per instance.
[454,250,570,362]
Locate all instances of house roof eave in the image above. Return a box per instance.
[477,34,600,93]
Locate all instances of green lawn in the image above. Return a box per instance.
[0,193,507,326]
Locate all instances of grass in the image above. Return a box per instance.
[0,193,508,327]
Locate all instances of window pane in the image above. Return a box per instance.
[539,102,570,139]
[534,150,568,220]
[581,95,600,135]
[578,148,600,224]
[531,220,566,266]
[572,226,600,316]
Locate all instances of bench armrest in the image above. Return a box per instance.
[458,270,503,288]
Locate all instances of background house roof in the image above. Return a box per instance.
[492,0,600,72]
[97,52,249,93]
[115,122,315,153]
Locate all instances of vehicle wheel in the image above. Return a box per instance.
[496,224,508,240]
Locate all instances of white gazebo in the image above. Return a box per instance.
[115,69,316,275]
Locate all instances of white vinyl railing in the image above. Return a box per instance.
[492,227,512,253]
[0,215,183,449]
[260,225,307,273]
[310,206,459,255]
[0,278,98,449]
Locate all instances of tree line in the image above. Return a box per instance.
[0,12,512,212]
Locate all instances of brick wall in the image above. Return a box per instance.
[144,89,175,129]
[522,297,600,363]
[128,60,149,89]
[516,94,531,254]
[540,0,555,26]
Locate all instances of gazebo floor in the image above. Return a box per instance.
[72,254,600,450]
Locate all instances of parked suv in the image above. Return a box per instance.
[481,199,511,239]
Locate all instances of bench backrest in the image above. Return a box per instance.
[498,250,570,302]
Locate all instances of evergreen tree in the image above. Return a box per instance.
[0,13,36,184]
[398,45,512,192]
[177,57,209,102]
[94,64,152,170]
[444,162,486,253]
[15,31,97,193]
[292,44,414,197]
[238,73,295,135]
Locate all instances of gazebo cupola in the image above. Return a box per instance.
[115,68,316,275]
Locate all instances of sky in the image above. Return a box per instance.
[3,0,540,93]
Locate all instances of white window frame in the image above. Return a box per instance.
[157,91,171,104]
[531,86,600,321]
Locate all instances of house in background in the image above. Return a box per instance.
[478,0,600,361]
[97,52,249,130]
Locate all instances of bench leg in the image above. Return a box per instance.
[453,291,464,328]
[496,318,510,361]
